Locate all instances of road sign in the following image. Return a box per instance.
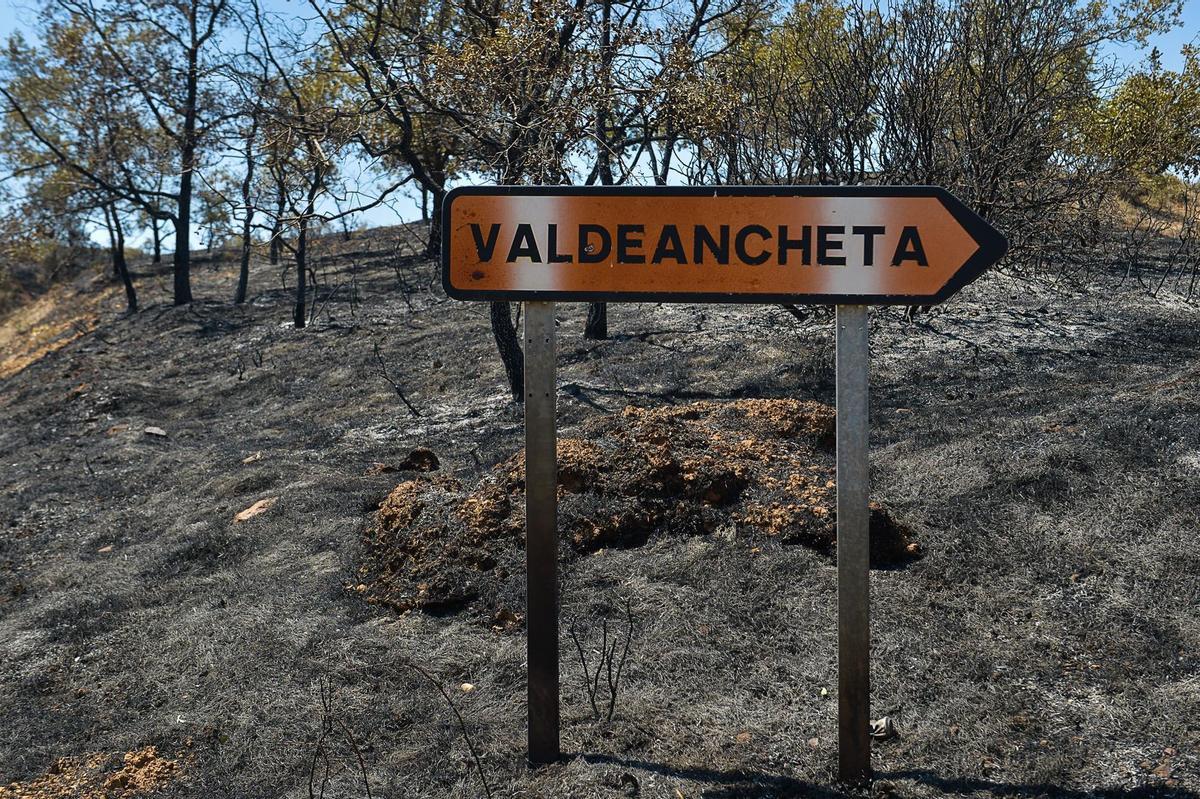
[440,184,1006,785]
[442,185,1007,305]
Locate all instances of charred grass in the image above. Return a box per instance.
[0,226,1197,797]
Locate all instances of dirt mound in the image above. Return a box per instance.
[359,399,918,615]
[0,747,180,799]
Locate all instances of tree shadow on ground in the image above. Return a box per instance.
[881,769,1200,799]
[579,753,850,798]
[577,756,1200,799]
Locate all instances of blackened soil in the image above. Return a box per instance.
[1,224,1198,798]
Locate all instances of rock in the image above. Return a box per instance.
[367,448,441,475]
[144,426,168,437]
[397,447,440,472]
[242,451,263,464]
[460,682,475,693]
[234,497,278,522]
[870,717,898,740]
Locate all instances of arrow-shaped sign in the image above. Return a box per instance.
[442,185,1007,305]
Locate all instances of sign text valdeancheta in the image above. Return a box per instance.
[468,223,929,268]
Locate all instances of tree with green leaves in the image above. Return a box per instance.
[0,17,148,312]
[0,0,239,306]
[1094,46,1200,179]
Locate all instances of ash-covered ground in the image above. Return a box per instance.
[1,225,1198,798]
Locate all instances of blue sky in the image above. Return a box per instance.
[4,0,1197,67]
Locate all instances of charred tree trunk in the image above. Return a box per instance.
[269,180,285,266]
[150,216,162,264]
[294,163,323,329]
[172,203,192,305]
[105,204,138,314]
[102,204,118,279]
[490,301,524,402]
[584,0,613,341]
[235,116,258,305]
[294,216,308,328]
[173,33,202,306]
[235,207,254,305]
[425,173,446,258]
[584,303,607,340]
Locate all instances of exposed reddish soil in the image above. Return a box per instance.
[360,398,919,615]
[0,747,179,799]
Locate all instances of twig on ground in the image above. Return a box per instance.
[307,676,372,799]
[371,340,421,417]
[399,659,494,799]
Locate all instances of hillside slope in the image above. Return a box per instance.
[1,227,1198,798]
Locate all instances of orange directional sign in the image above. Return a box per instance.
[442,186,1006,305]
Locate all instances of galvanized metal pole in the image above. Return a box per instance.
[524,301,560,765]
[836,304,871,784]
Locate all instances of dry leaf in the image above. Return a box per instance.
[234,497,277,522]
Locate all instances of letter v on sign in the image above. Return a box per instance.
[442,185,1007,306]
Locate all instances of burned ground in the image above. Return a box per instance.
[0,226,1198,798]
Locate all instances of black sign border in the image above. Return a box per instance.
[440,185,1008,305]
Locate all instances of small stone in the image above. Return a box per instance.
[97,545,113,553]
[397,447,440,472]
[242,451,263,463]
[144,426,168,437]
[461,683,475,693]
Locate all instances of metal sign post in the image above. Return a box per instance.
[440,185,1007,779]
[523,300,560,764]
[836,305,871,783]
